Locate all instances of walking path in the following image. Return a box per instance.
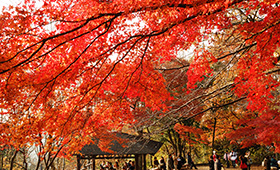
[195,166,263,170]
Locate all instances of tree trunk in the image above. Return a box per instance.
[35,156,41,170]
[0,150,4,170]
[167,129,176,154]
[9,150,18,170]
[212,117,217,151]
[188,132,191,154]
[23,151,27,170]
[63,158,66,170]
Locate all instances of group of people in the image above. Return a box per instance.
[209,151,223,170]
[122,160,135,170]
[99,151,280,170]
[262,155,279,170]
[99,160,135,170]
[153,152,197,170]
[153,156,167,170]
[100,161,118,170]
[210,150,253,170]
[222,150,242,168]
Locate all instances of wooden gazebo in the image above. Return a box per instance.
[76,133,163,170]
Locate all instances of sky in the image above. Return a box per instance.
[0,0,23,10]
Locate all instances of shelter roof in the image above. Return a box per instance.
[79,133,163,156]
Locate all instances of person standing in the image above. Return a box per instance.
[265,156,271,170]
[127,160,133,170]
[159,156,167,170]
[213,151,217,162]
[245,152,252,170]
[154,157,160,168]
[168,154,175,170]
[100,161,106,170]
[224,151,230,168]
[113,161,120,170]
[177,155,186,170]
[174,155,178,170]
[239,155,248,170]
[122,162,128,170]
[108,162,116,170]
[271,156,279,170]
[209,155,214,170]
[230,150,237,168]
[129,161,135,170]
[215,155,223,170]
[187,152,198,170]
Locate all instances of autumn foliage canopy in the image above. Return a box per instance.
[0,0,280,159]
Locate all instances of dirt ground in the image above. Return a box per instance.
[196,166,264,170]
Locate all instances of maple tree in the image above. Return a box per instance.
[1,0,280,168]
[152,58,209,157]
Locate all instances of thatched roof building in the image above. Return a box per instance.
[76,133,163,170]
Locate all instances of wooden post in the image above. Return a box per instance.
[77,155,81,170]
[135,155,140,170]
[149,155,152,169]
[92,156,95,170]
[143,155,146,170]
[135,154,146,170]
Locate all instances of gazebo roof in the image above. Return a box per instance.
[79,133,163,156]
